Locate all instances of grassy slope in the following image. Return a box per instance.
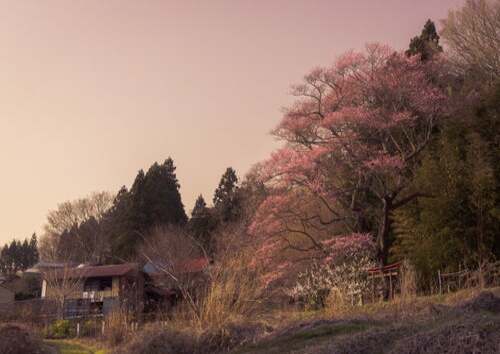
[234,321,370,354]
[233,288,500,354]
[45,339,107,354]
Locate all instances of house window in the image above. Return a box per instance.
[84,277,113,292]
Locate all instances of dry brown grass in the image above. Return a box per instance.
[115,250,270,354]
[102,308,133,346]
[197,253,264,328]
[234,288,500,354]
[116,325,195,354]
[0,323,52,354]
[114,288,500,353]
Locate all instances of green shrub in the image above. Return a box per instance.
[82,319,100,337]
[49,319,74,339]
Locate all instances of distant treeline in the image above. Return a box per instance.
[37,160,247,264]
[0,234,38,275]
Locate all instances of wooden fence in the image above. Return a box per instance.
[438,260,500,294]
[0,298,58,325]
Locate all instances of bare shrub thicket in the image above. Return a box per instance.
[142,223,265,329]
[441,0,500,80]
[141,225,208,322]
[197,252,263,329]
[130,224,268,354]
[103,308,132,346]
[39,191,114,263]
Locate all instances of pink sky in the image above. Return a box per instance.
[0,0,464,244]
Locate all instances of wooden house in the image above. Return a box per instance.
[41,263,143,318]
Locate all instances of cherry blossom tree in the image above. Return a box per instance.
[250,44,449,266]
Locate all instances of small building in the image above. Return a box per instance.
[41,263,143,318]
[143,257,209,314]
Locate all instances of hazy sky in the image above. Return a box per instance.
[0,0,464,244]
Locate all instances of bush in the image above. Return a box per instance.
[116,321,269,354]
[103,310,130,346]
[0,324,51,354]
[198,322,269,353]
[48,319,73,339]
[116,327,195,354]
[197,253,263,328]
[81,319,100,337]
[288,235,377,309]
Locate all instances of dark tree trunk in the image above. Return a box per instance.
[377,197,393,300]
[377,197,392,266]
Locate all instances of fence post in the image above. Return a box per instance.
[76,322,80,337]
[438,270,442,295]
[101,320,105,336]
[371,273,375,303]
[389,273,393,300]
[458,264,461,289]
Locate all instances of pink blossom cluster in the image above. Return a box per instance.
[260,261,292,288]
[322,233,376,265]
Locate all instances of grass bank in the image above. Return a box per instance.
[45,339,107,354]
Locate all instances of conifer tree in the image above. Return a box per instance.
[108,158,188,260]
[213,167,241,222]
[189,194,217,254]
[406,19,443,61]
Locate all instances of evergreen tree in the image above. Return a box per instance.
[21,239,30,269]
[8,240,21,272]
[108,158,188,260]
[56,228,78,262]
[189,195,218,254]
[192,194,207,217]
[213,167,241,222]
[143,158,187,226]
[0,245,9,274]
[106,186,135,261]
[28,233,39,268]
[406,19,443,61]
[0,234,39,274]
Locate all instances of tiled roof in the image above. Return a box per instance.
[46,263,138,279]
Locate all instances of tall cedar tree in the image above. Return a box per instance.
[213,167,240,222]
[189,194,218,254]
[406,19,443,61]
[108,158,187,260]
